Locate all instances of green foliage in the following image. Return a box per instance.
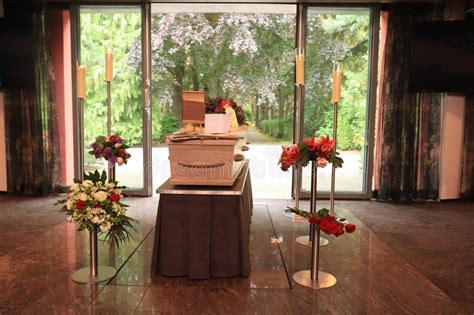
[80,12,143,147]
[80,11,370,151]
[260,119,293,140]
[157,112,179,142]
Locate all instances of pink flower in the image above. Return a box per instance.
[115,143,122,148]
[117,157,124,166]
[316,157,328,168]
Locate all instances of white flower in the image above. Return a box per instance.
[66,199,74,210]
[105,183,115,190]
[79,193,88,202]
[100,222,113,233]
[70,183,80,192]
[114,189,122,195]
[93,191,108,202]
[82,180,93,189]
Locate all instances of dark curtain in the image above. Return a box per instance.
[375,4,443,202]
[4,3,60,195]
[461,94,474,200]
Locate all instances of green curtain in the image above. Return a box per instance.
[375,4,443,202]
[461,94,474,200]
[4,4,60,195]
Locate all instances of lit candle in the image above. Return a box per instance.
[77,66,86,99]
[295,54,305,85]
[331,63,343,103]
[105,50,113,82]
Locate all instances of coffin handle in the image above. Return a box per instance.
[177,162,226,169]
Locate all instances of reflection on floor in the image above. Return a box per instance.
[0,195,471,313]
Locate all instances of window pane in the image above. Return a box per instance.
[80,6,144,189]
[302,7,371,193]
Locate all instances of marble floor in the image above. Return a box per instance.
[0,195,471,314]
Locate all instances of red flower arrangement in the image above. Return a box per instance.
[89,134,131,167]
[279,134,343,171]
[206,96,246,125]
[290,207,356,237]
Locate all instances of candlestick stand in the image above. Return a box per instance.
[71,227,116,284]
[78,98,85,180]
[330,101,338,215]
[296,162,329,247]
[106,81,116,182]
[293,161,337,289]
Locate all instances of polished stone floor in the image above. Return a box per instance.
[0,195,471,314]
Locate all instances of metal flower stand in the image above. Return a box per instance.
[293,161,337,289]
[71,227,116,284]
[295,161,329,247]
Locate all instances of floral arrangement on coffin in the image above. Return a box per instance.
[89,134,131,167]
[278,135,344,171]
[206,96,246,125]
[289,207,356,237]
[56,170,136,247]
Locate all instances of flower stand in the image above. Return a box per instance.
[293,161,337,289]
[295,161,329,247]
[71,227,116,284]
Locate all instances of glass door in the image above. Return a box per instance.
[77,5,152,196]
[150,4,296,198]
[299,6,379,198]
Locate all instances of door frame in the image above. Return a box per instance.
[295,4,380,200]
[71,3,153,196]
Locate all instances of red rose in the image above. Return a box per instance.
[76,200,85,210]
[119,150,127,157]
[95,203,101,208]
[109,193,120,202]
[308,216,320,225]
[220,99,232,108]
[333,226,345,237]
[345,224,356,233]
[109,135,118,143]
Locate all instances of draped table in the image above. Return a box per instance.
[151,160,253,279]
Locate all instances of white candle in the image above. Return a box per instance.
[331,63,343,103]
[77,66,86,99]
[295,54,305,85]
[105,50,113,82]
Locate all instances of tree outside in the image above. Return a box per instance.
[79,6,372,195]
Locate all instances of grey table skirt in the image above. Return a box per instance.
[151,161,253,279]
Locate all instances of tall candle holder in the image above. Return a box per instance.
[105,50,115,182]
[293,161,337,289]
[77,65,86,180]
[283,47,305,219]
[330,63,343,215]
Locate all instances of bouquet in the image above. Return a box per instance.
[206,96,246,125]
[289,207,356,237]
[56,170,136,247]
[279,135,343,171]
[90,134,131,167]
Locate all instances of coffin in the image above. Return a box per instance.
[167,137,246,186]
